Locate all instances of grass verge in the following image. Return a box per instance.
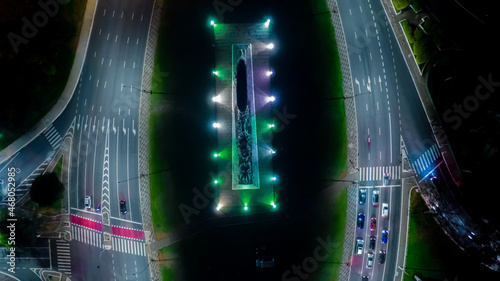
[404,188,500,280]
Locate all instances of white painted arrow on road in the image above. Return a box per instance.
[102,117,105,132]
[132,119,136,136]
[112,118,116,134]
[122,119,126,135]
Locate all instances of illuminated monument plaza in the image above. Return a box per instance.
[211,19,277,213]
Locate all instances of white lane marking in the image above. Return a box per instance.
[389,112,392,163]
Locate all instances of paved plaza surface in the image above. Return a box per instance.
[213,22,276,212]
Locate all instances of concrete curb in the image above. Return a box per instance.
[0,0,99,165]
[138,0,164,280]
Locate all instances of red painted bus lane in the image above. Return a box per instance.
[70,215,102,232]
[111,226,145,240]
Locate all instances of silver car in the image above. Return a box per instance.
[84,196,91,209]
[366,252,374,268]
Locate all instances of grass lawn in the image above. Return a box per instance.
[404,188,500,280]
[149,0,347,279]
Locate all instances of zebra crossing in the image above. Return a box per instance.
[71,224,146,256]
[359,165,401,182]
[54,239,72,277]
[43,124,62,150]
[412,144,441,174]
[112,235,147,256]
[0,157,51,205]
[72,224,102,248]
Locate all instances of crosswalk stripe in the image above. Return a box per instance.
[358,166,401,181]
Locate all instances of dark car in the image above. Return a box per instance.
[378,250,386,264]
[359,189,367,205]
[362,276,369,281]
[369,236,376,251]
[381,229,388,243]
[120,200,127,213]
[357,213,365,229]
[383,172,390,185]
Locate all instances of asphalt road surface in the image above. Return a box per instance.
[335,0,440,280]
[0,0,154,279]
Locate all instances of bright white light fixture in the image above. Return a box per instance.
[265,96,275,102]
[271,176,277,181]
[213,122,221,128]
[216,203,222,211]
[265,70,273,77]
[212,95,221,103]
[264,18,271,28]
[266,43,274,49]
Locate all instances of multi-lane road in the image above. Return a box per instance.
[335,0,441,280]
[0,0,452,280]
[0,0,154,279]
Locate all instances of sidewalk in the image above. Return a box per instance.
[379,0,463,185]
[0,0,98,164]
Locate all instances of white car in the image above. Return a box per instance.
[382,203,389,217]
[356,238,364,255]
[84,196,91,209]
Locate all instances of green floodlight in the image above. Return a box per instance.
[213,153,220,158]
[214,179,219,184]
[212,70,219,76]
[271,201,277,209]
[271,176,277,181]
[210,20,215,26]
[268,123,275,129]
[244,203,248,211]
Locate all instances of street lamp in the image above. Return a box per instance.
[266,43,274,49]
[265,70,274,77]
[213,122,221,128]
